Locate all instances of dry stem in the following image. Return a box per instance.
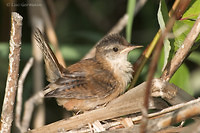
[0,12,23,133]
[147,100,200,132]
[141,12,176,133]
[28,1,46,128]
[21,91,44,132]
[15,58,34,132]
[140,1,191,132]
[26,79,193,133]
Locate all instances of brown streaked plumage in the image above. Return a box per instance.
[34,29,142,111]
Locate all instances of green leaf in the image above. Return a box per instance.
[162,39,171,71]
[182,0,200,19]
[173,0,200,51]
[170,64,192,95]
[156,47,164,77]
[157,0,170,71]
[157,0,169,29]
[188,51,200,65]
[126,0,136,42]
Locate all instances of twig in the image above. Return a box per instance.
[147,101,200,132]
[40,0,66,67]
[28,0,66,67]
[25,81,164,133]
[15,58,34,132]
[101,126,184,133]
[75,0,111,31]
[120,118,134,128]
[161,13,200,81]
[0,12,23,133]
[140,0,191,132]
[21,91,44,132]
[54,0,69,18]
[82,0,147,60]
[83,14,128,59]
[132,97,200,123]
[28,1,46,128]
[46,0,57,26]
[134,0,147,15]
[63,96,198,132]
[109,14,128,34]
[92,120,106,132]
[82,13,129,60]
[32,27,45,129]
[140,10,176,133]
[26,79,194,133]
[101,98,200,133]
[128,0,183,89]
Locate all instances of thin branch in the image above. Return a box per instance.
[75,0,111,31]
[15,58,34,132]
[26,79,194,133]
[32,27,45,129]
[54,0,69,18]
[0,12,23,133]
[28,1,46,128]
[134,0,147,15]
[147,100,200,132]
[100,98,200,133]
[109,14,128,34]
[82,0,147,60]
[82,13,128,60]
[25,81,165,132]
[140,1,192,132]
[132,97,200,124]
[40,0,66,67]
[128,0,184,89]
[46,0,57,27]
[21,91,44,132]
[161,13,200,81]
[140,11,177,133]
[61,96,197,132]
[28,0,66,67]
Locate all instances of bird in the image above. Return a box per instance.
[34,29,142,111]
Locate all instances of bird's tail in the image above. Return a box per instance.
[34,28,64,82]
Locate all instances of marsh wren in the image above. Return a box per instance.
[34,29,142,111]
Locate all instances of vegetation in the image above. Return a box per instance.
[0,0,200,132]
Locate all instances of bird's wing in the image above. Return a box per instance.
[44,64,118,99]
[34,28,65,82]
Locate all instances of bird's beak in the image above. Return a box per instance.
[120,45,143,54]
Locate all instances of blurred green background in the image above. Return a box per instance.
[0,0,200,131]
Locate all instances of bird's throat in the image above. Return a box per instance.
[102,56,133,92]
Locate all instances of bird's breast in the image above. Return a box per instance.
[105,59,133,93]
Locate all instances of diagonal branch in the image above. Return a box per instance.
[82,0,147,60]
[140,0,191,132]
[82,13,129,60]
[161,13,200,81]
[26,79,193,133]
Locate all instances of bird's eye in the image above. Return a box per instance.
[113,47,118,52]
